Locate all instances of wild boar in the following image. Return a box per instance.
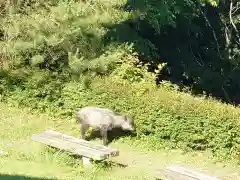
[76,106,134,146]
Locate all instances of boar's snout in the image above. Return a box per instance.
[121,119,134,131]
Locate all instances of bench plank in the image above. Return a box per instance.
[31,130,119,161]
[43,130,118,154]
[157,165,220,180]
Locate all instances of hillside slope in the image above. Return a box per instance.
[1,103,240,180]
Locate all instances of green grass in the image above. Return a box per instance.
[0,102,240,180]
[2,0,240,164]
[1,0,240,179]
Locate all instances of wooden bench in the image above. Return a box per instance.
[156,165,221,180]
[31,130,119,167]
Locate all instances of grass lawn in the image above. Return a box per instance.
[0,102,240,180]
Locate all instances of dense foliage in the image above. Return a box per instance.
[117,0,240,103]
[0,0,240,163]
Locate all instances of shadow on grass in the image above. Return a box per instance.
[0,174,55,180]
[44,143,128,169]
[68,153,128,169]
[86,127,137,145]
[92,159,128,169]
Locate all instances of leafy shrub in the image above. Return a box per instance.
[1,0,240,164]
[4,72,240,162]
[65,78,240,162]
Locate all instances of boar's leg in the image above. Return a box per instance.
[100,127,108,146]
[81,123,88,140]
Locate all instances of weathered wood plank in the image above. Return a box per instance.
[31,130,119,161]
[44,130,118,155]
[31,133,107,160]
[82,157,93,168]
[156,165,220,180]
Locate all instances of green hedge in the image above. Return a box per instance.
[5,76,240,163]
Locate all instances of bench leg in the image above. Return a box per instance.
[82,157,93,168]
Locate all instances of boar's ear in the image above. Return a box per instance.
[122,115,128,121]
[125,115,132,122]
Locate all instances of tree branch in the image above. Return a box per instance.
[232,2,240,14]
[199,7,224,60]
[229,0,240,45]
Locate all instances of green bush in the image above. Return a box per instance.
[4,73,240,163]
[63,78,240,162]
[1,0,240,164]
